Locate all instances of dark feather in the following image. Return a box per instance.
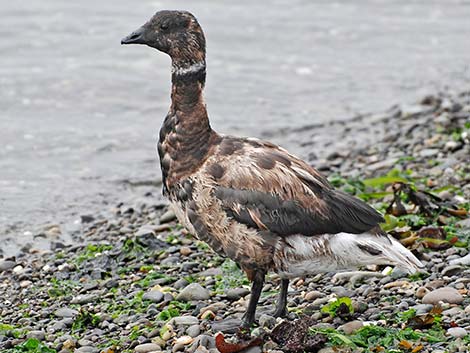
[215,186,384,236]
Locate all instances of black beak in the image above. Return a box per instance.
[121,26,146,45]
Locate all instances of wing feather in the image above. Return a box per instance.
[208,136,384,236]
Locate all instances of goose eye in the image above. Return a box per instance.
[160,23,169,31]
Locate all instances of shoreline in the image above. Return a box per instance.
[1,90,470,352]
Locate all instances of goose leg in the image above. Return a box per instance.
[241,270,265,328]
[272,278,289,318]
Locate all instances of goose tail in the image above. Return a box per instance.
[330,230,424,274]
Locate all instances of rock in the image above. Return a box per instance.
[75,347,99,353]
[180,246,192,256]
[12,265,24,274]
[27,330,46,341]
[63,338,77,350]
[259,314,276,329]
[225,287,250,300]
[80,215,95,223]
[176,283,210,302]
[186,325,200,338]
[449,252,470,266]
[419,148,439,158]
[304,290,324,301]
[422,287,464,305]
[447,327,468,338]
[142,290,164,303]
[441,265,464,277]
[0,260,16,272]
[135,225,157,237]
[415,286,429,299]
[339,320,363,335]
[54,308,78,318]
[171,316,199,326]
[70,294,98,304]
[134,343,161,353]
[412,304,434,315]
[160,209,176,224]
[188,335,216,353]
[330,286,354,297]
[196,268,223,277]
[173,278,189,289]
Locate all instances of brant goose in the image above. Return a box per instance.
[122,10,423,328]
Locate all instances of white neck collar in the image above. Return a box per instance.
[172,61,206,76]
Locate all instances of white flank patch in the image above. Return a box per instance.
[172,61,205,76]
[276,232,423,278]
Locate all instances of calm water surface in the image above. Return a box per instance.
[1,0,469,253]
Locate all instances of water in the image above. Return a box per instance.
[1,0,469,253]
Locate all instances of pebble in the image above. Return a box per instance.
[171,316,199,326]
[186,325,201,337]
[415,286,429,299]
[27,330,46,341]
[54,308,78,318]
[413,304,434,315]
[75,347,99,353]
[339,320,363,335]
[142,290,164,303]
[159,209,176,223]
[441,265,464,276]
[449,252,470,266]
[447,327,468,338]
[12,265,24,274]
[422,287,464,305]
[304,290,324,301]
[0,260,16,271]
[225,287,250,300]
[70,294,98,304]
[134,343,162,353]
[180,246,192,256]
[259,314,276,329]
[176,283,210,301]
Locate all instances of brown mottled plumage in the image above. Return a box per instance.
[122,11,423,328]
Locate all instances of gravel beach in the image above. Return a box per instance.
[1,90,470,352]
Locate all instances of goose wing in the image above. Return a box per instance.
[209,137,384,236]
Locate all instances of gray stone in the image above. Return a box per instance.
[196,268,223,277]
[0,260,16,272]
[173,278,189,289]
[330,286,355,298]
[259,314,276,329]
[339,320,363,335]
[142,290,164,303]
[449,252,470,266]
[422,287,464,305]
[70,294,98,304]
[441,265,464,277]
[160,209,176,223]
[54,308,78,318]
[27,330,46,341]
[176,283,210,302]
[304,290,324,301]
[186,324,200,338]
[412,304,434,315]
[447,327,468,338]
[419,148,439,158]
[225,288,250,300]
[134,343,161,353]
[135,225,157,237]
[75,347,99,353]
[170,315,199,326]
[188,335,216,353]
